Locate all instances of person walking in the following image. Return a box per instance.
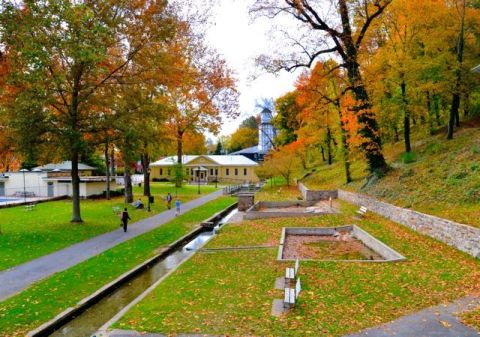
[121,208,131,232]
[175,198,181,216]
[166,192,172,210]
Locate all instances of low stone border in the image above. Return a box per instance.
[27,202,238,337]
[297,182,480,259]
[277,225,406,262]
[298,182,337,201]
[244,200,337,220]
[338,189,480,259]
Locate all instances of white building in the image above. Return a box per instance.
[0,161,121,199]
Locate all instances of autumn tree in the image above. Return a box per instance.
[274,92,301,146]
[0,0,175,222]
[225,116,259,152]
[263,141,304,186]
[251,0,392,175]
[165,28,239,187]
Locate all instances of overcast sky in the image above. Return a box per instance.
[205,0,300,138]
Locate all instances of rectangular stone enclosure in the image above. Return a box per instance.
[244,201,338,220]
[278,225,406,262]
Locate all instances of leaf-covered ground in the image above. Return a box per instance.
[0,196,234,337]
[304,125,480,228]
[0,183,217,270]
[115,201,480,336]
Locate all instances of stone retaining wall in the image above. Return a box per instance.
[298,182,337,201]
[337,189,480,259]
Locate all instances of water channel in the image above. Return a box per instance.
[46,208,238,337]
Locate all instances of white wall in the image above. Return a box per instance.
[4,172,48,197]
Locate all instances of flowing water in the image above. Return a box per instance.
[48,209,237,337]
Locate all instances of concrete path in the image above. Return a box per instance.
[0,190,223,302]
[345,296,480,337]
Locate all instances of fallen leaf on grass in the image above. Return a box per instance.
[439,320,452,328]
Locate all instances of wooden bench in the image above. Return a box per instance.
[284,277,302,309]
[25,204,36,211]
[285,259,299,285]
[356,206,368,218]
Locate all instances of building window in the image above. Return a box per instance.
[167,169,171,176]
[215,168,218,175]
[244,168,247,176]
[210,169,214,175]
[160,168,163,176]
[235,168,238,176]
[226,168,229,176]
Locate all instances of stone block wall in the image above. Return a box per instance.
[298,182,338,201]
[338,189,480,259]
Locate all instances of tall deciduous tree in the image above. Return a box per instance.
[251,0,391,175]
[0,0,174,222]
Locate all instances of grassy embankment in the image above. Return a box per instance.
[303,124,480,228]
[115,192,480,336]
[0,183,217,271]
[0,196,233,337]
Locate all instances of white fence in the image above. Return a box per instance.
[115,174,144,186]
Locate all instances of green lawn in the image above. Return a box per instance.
[115,201,480,336]
[0,196,234,337]
[0,182,217,271]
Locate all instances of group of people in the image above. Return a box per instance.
[120,192,182,233]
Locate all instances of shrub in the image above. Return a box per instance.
[400,151,417,164]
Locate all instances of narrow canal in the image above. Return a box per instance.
[46,208,237,337]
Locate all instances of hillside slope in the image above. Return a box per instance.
[304,121,480,228]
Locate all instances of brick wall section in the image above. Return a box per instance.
[337,189,480,259]
[298,182,338,201]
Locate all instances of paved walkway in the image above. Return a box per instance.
[345,296,480,337]
[0,190,224,301]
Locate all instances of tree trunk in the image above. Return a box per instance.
[111,147,116,176]
[337,100,352,184]
[105,140,110,200]
[176,130,184,188]
[71,149,83,222]
[320,145,326,162]
[339,0,387,175]
[124,165,133,204]
[448,0,466,140]
[123,149,133,203]
[142,150,150,197]
[401,80,411,153]
[326,126,333,165]
[393,125,400,142]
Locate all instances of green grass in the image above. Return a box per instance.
[0,182,217,271]
[115,201,480,336]
[256,181,302,202]
[304,125,480,228]
[0,196,234,337]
